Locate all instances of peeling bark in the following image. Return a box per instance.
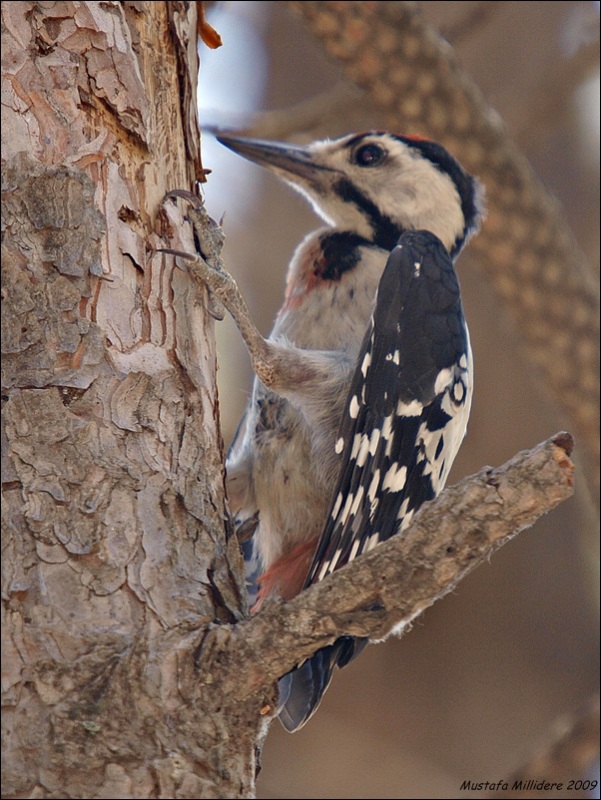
[2,3,257,798]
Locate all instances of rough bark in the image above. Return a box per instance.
[1,3,257,798]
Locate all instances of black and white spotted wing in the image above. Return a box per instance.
[278,229,473,732]
[304,229,473,588]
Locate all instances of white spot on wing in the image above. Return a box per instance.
[356,434,370,467]
[349,485,365,517]
[349,395,360,419]
[398,498,411,519]
[367,469,380,502]
[398,509,414,532]
[317,561,331,581]
[339,492,355,524]
[361,351,371,376]
[349,538,361,562]
[397,399,423,417]
[329,548,343,571]
[453,381,465,403]
[379,413,395,458]
[382,463,407,492]
[335,436,345,454]
[369,427,380,455]
[331,492,343,519]
[434,367,453,394]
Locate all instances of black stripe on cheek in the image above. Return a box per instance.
[334,177,404,251]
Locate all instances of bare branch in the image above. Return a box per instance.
[193,433,575,705]
[204,82,366,141]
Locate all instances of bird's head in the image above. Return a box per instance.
[217,131,484,257]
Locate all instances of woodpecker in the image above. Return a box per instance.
[169,131,483,732]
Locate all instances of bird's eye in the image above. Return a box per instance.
[353,143,386,167]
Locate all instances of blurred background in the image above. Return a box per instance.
[198,3,599,798]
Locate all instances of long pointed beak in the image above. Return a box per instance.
[216,134,331,182]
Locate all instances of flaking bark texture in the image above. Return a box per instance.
[1,3,260,798]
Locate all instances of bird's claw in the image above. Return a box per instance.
[162,191,229,319]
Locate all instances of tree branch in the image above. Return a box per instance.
[203,82,366,142]
[193,433,574,706]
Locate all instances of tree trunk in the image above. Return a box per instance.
[2,3,259,797]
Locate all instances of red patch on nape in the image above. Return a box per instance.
[251,538,318,613]
[400,133,430,142]
[278,239,327,316]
